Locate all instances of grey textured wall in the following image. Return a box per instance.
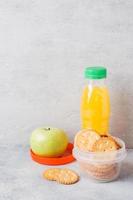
[1,0,133,148]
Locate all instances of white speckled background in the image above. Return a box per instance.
[1,0,133,148]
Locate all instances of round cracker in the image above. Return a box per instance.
[89,165,117,177]
[84,163,115,174]
[92,137,119,152]
[86,166,117,180]
[74,129,100,151]
[107,136,121,149]
[43,168,61,181]
[56,169,79,185]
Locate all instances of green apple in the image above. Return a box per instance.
[30,127,68,157]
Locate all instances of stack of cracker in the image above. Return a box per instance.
[74,129,121,182]
[43,168,79,185]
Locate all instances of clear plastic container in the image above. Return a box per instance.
[73,137,127,182]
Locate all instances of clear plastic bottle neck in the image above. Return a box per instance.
[87,78,106,87]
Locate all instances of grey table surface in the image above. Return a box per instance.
[1,145,133,200]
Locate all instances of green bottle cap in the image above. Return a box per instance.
[84,66,107,79]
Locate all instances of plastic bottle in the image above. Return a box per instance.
[80,67,110,135]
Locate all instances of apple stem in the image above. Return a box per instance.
[44,128,50,131]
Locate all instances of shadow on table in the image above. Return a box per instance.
[119,162,133,180]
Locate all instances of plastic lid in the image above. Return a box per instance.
[84,66,107,79]
[30,143,75,165]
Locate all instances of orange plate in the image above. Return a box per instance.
[30,143,75,165]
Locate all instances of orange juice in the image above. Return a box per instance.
[80,67,110,135]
